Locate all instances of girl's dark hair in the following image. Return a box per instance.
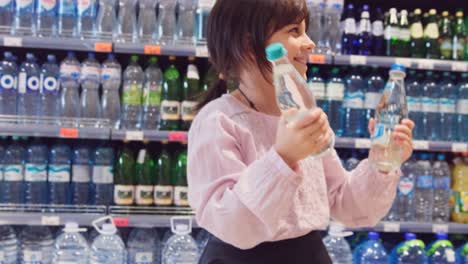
[197,0,309,110]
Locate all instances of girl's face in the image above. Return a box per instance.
[267,20,315,76]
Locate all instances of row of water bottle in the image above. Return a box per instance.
[0,137,115,206]
[0,222,206,263]
[309,66,468,141]
[0,0,212,44]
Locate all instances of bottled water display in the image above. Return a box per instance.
[48,142,72,205]
[90,218,127,264]
[72,145,92,205]
[121,55,143,130]
[142,57,163,130]
[60,51,81,119]
[116,0,137,43]
[13,0,35,36]
[389,233,427,264]
[40,54,61,122]
[387,157,416,221]
[162,218,199,264]
[322,223,353,264]
[353,232,388,264]
[101,53,122,129]
[137,0,157,43]
[3,137,25,204]
[24,139,48,204]
[80,52,102,119]
[342,67,365,138]
[427,233,456,264]
[36,0,58,37]
[0,225,18,264]
[17,53,41,122]
[127,228,160,264]
[0,0,14,34]
[92,146,114,205]
[177,0,197,45]
[78,0,98,39]
[432,154,451,222]
[52,222,89,264]
[97,0,117,40]
[158,0,177,44]
[414,153,434,222]
[58,0,77,38]
[20,226,54,264]
[0,52,18,117]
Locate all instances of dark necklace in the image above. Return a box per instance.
[238,89,259,111]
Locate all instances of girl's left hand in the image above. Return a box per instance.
[368,118,415,162]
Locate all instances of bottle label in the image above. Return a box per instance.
[92,165,113,184]
[440,39,453,56]
[101,68,121,82]
[154,185,173,205]
[72,165,90,183]
[343,18,356,34]
[160,100,181,121]
[135,252,154,264]
[0,74,16,90]
[19,73,40,94]
[114,185,134,205]
[308,82,325,99]
[453,191,468,213]
[433,177,450,190]
[424,23,439,39]
[439,99,456,113]
[372,21,384,37]
[326,83,345,100]
[416,175,433,189]
[453,37,465,57]
[48,165,71,182]
[60,64,80,81]
[0,0,13,8]
[77,0,97,16]
[181,101,197,121]
[58,0,76,15]
[38,0,57,11]
[174,186,189,206]
[410,23,424,39]
[384,26,399,40]
[421,97,438,113]
[143,83,161,107]
[371,123,390,146]
[81,66,101,83]
[17,0,33,9]
[457,99,468,114]
[123,84,143,106]
[399,28,411,41]
[407,96,421,112]
[4,165,24,181]
[187,64,200,80]
[398,177,414,196]
[25,164,47,182]
[40,75,59,94]
[136,185,154,205]
[343,92,364,109]
[23,250,42,263]
[364,92,382,109]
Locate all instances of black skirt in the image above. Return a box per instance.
[199,231,333,264]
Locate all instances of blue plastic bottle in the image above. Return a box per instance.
[353,232,388,264]
[48,142,72,205]
[342,67,366,138]
[0,51,18,117]
[439,72,458,141]
[77,0,98,39]
[3,137,25,204]
[341,4,357,55]
[421,71,440,140]
[357,7,373,55]
[72,144,91,205]
[455,242,467,264]
[13,0,36,36]
[326,67,345,136]
[17,53,41,123]
[58,0,77,37]
[307,66,327,111]
[364,66,384,137]
[92,146,114,205]
[427,233,456,264]
[41,54,61,123]
[457,73,468,142]
[406,70,424,140]
[390,233,427,264]
[36,0,58,37]
[24,139,48,204]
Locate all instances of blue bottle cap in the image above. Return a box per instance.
[67,51,76,57]
[108,53,115,59]
[4,51,13,58]
[405,233,416,240]
[47,54,56,62]
[362,4,369,11]
[436,233,448,240]
[347,3,354,9]
[266,43,287,61]
[26,53,35,60]
[368,232,380,240]
[420,153,429,160]
[88,52,95,58]
[391,63,406,72]
[437,153,445,161]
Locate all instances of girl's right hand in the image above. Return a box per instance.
[274,108,333,167]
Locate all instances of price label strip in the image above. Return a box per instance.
[125,131,144,141]
[432,224,449,233]
[59,128,79,138]
[95,42,113,53]
[3,37,23,47]
[349,55,367,65]
[355,139,371,149]
[41,216,60,226]
[383,222,400,232]
[196,46,209,58]
[113,217,130,227]
[417,60,434,70]
[413,140,429,150]
[309,54,326,64]
[168,132,187,142]
[451,62,467,72]
[452,143,467,152]
[144,45,162,55]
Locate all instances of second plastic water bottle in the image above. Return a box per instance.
[48,142,72,205]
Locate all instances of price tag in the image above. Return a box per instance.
[59,128,79,138]
[452,143,467,152]
[3,37,22,47]
[94,42,113,53]
[417,60,434,70]
[383,222,400,232]
[41,216,60,226]
[451,62,467,72]
[169,132,187,142]
[144,45,162,55]
[432,224,449,233]
[113,217,130,227]
[196,46,209,57]
[198,0,215,8]
[125,131,144,141]
[413,140,429,150]
[349,55,367,65]
[309,54,326,64]
[355,139,371,149]
[395,58,412,68]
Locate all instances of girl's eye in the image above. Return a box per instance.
[289,27,300,34]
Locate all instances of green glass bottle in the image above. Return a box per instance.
[181,57,200,131]
[114,145,136,205]
[465,16,468,60]
[410,9,425,58]
[159,56,181,131]
[173,147,188,207]
[135,148,155,205]
[202,66,218,95]
[385,8,399,56]
[154,144,173,206]
[439,11,453,60]
[424,9,441,59]
[398,10,411,57]
[453,11,466,61]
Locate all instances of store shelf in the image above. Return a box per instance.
[0,204,107,226]
[113,43,196,57]
[334,138,467,152]
[350,221,468,234]
[111,129,188,142]
[108,206,196,228]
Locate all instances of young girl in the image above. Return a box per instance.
[188,0,415,263]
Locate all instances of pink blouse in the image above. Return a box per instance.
[187,94,400,250]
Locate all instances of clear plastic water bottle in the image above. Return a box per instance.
[195,0,213,45]
[77,0,98,39]
[364,66,385,137]
[60,51,81,120]
[195,229,209,256]
[80,52,102,120]
[421,71,440,140]
[20,226,54,264]
[0,51,18,117]
[358,232,388,264]
[439,72,458,141]
[369,64,408,172]
[427,233,456,264]
[162,217,199,264]
[322,3,342,54]
[393,158,416,221]
[96,0,117,40]
[18,53,41,123]
[13,0,35,36]
[306,0,324,53]
[406,70,424,140]
[40,54,61,123]
[341,4,357,55]
[116,0,137,43]
[137,0,157,43]
[36,0,58,37]
[457,73,468,142]
[342,67,366,138]
[142,57,163,130]
[90,218,127,264]
[127,228,160,264]
[414,153,434,222]
[121,55,143,130]
[92,146,114,206]
[101,53,122,129]
[322,223,353,264]
[0,0,14,34]
[52,222,89,264]
[455,243,467,264]
[3,137,25,204]
[326,67,345,136]
[177,0,197,45]
[432,154,451,223]
[0,225,18,264]
[58,0,77,37]
[158,0,177,45]
[307,66,326,110]
[390,233,427,264]
[24,139,48,204]
[48,142,72,205]
[72,144,92,205]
